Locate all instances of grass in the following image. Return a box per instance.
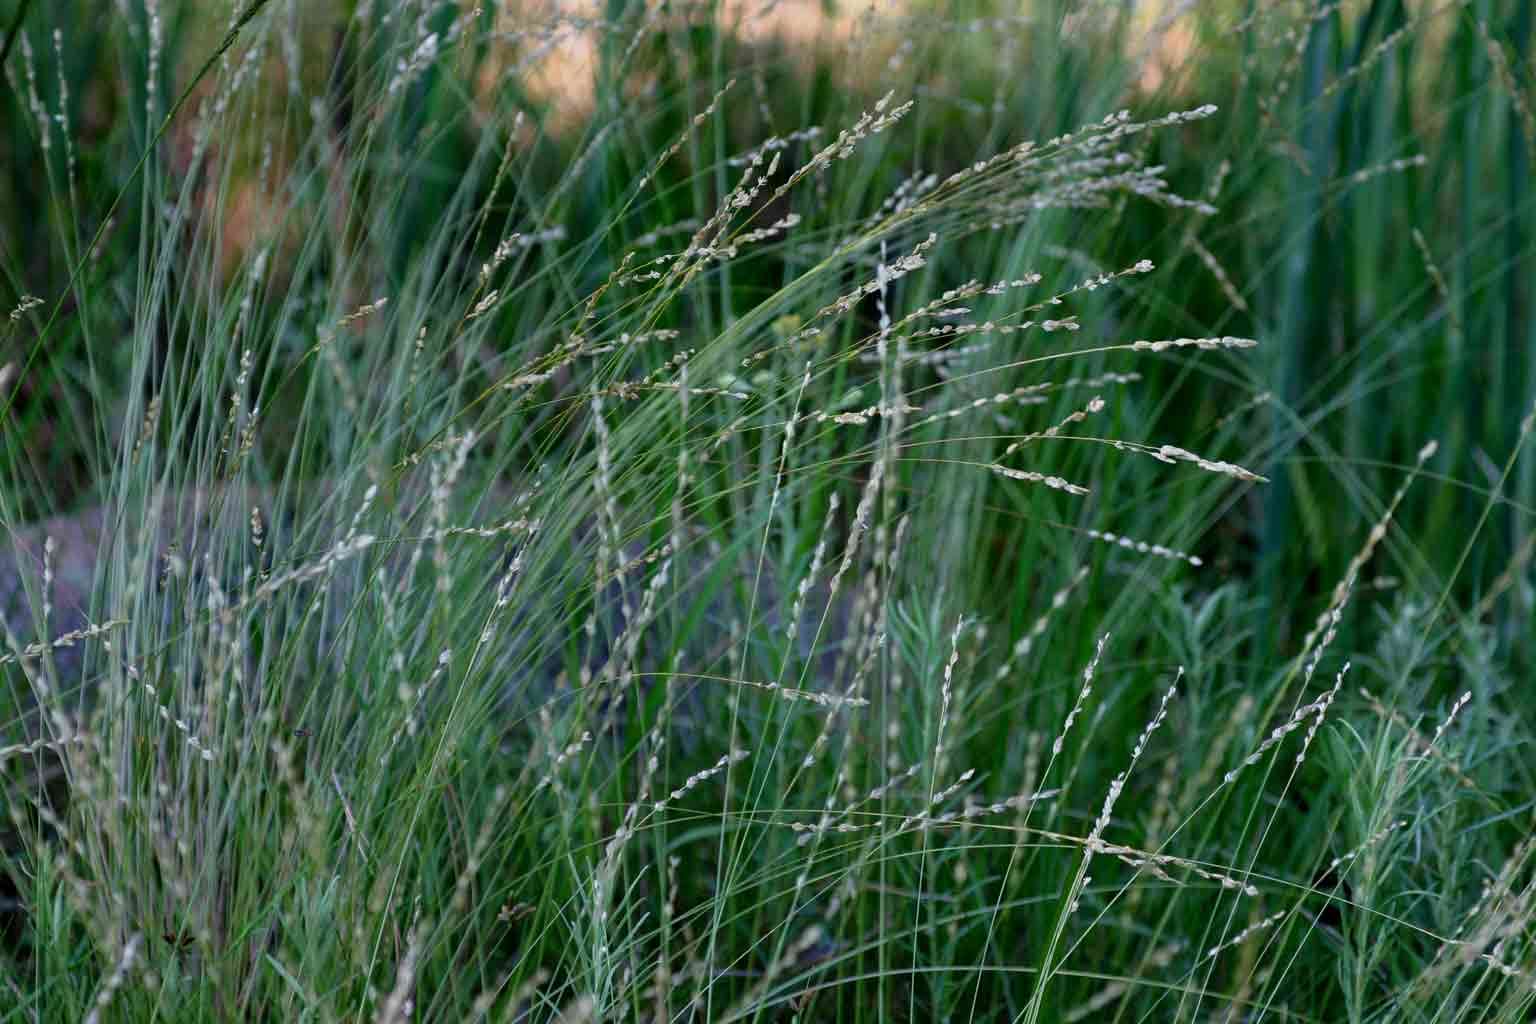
[1,0,1534,1020]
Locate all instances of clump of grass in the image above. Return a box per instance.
[2,2,1535,1022]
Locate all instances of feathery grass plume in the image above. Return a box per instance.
[1002,395,1106,457]
[1128,335,1258,352]
[1049,834,1259,896]
[1253,0,1346,118]
[1117,441,1267,482]
[81,933,141,1024]
[611,555,673,697]
[1222,663,1349,788]
[1411,226,1456,322]
[1087,675,1179,854]
[1324,818,1411,883]
[1053,634,1110,757]
[318,326,363,419]
[230,531,377,616]
[589,741,653,1009]
[449,785,511,917]
[532,730,593,798]
[6,294,43,323]
[931,615,966,772]
[581,395,623,688]
[783,491,840,656]
[376,920,428,1024]
[840,510,910,746]
[398,650,451,743]
[1356,687,1482,793]
[1478,20,1536,161]
[1476,527,1536,620]
[1295,440,1438,662]
[1035,673,1183,1010]
[1414,834,1536,996]
[797,626,884,772]
[1189,235,1251,314]
[1341,153,1428,188]
[1084,527,1203,566]
[717,674,871,709]
[135,676,217,762]
[16,33,49,155]
[0,619,128,668]
[652,749,749,816]
[1428,691,1474,753]
[39,535,53,631]
[793,759,924,845]
[991,567,1089,685]
[989,464,1090,495]
[331,770,369,865]
[1201,909,1287,965]
[0,731,89,762]
[1292,661,1348,765]
[897,769,983,834]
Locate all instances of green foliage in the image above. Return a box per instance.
[2,1,1534,1021]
